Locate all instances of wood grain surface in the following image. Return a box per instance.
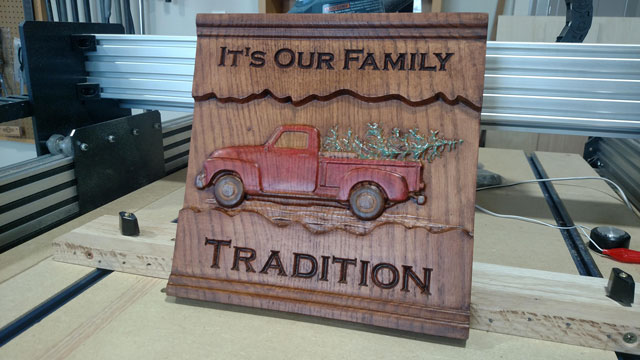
[168,13,488,339]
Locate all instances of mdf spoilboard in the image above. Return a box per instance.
[167,13,488,340]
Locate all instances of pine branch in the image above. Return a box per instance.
[321,124,462,163]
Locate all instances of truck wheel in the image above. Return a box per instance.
[213,174,244,208]
[349,184,385,221]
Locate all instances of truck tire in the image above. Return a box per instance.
[349,183,385,221]
[213,174,244,208]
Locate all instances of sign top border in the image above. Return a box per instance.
[196,13,488,40]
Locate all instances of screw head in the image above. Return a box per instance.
[107,135,116,143]
[79,143,89,151]
[132,128,140,136]
[153,123,161,130]
[623,332,637,344]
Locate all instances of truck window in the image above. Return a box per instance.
[274,131,308,149]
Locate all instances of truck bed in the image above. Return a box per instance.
[318,155,422,191]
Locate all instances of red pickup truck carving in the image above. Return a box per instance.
[195,125,425,220]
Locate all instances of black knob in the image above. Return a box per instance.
[588,226,631,254]
[119,211,140,236]
[605,268,635,307]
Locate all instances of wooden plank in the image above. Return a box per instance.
[534,151,640,280]
[0,126,23,137]
[472,263,639,354]
[53,216,176,279]
[32,0,48,21]
[490,0,506,41]
[52,214,640,354]
[431,0,443,13]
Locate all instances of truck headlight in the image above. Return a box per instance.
[195,169,207,189]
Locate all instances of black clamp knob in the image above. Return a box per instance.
[606,268,635,307]
[119,211,140,236]
[588,226,631,253]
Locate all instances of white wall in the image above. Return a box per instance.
[438,0,531,40]
[144,0,259,36]
[50,1,259,35]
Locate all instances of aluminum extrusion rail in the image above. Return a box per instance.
[85,36,640,138]
[0,114,193,251]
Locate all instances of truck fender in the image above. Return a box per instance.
[202,157,261,192]
[337,168,409,202]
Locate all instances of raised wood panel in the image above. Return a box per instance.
[168,13,487,339]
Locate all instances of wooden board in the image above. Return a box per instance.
[53,214,640,354]
[475,148,578,274]
[0,169,186,284]
[168,13,488,340]
[535,152,640,280]
[0,271,616,360]
[0,125,23,137]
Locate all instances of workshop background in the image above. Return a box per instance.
[0,1,639,358]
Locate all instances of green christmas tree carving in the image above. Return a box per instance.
[322,123,462,163]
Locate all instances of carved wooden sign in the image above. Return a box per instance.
[167,13,488,339]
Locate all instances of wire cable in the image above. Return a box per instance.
[475,204,603,253]
[477,176,634,212]
[474,175,640,255]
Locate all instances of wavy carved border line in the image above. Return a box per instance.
[187,199,473,237]
[193,89,482,112]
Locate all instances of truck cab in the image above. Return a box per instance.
[259,125,320,193]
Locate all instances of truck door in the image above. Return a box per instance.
[261,129,318,193]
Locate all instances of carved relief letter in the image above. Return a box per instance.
[434,52,454,71]
[371,263,400,289]
[401,266,433,294]
[260,250,288,276]
[204,238,231,268]
[332,256,357,284]
[292,253,318,278]
[231,246,257,273]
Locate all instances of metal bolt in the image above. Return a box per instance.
[79,143,89,151]
[107,135,116,143]
[620,272,628,278]
[623,332,637,344]
[153,122,161,130]
[132,128,140,136]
